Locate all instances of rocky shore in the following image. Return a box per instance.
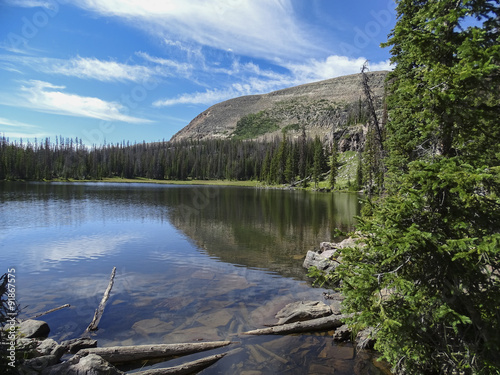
[8,237,380,375]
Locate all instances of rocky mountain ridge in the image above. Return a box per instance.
[170,71,388,151]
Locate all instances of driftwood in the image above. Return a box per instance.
[84,267,116,333]
[242,314,347,335]
[78,341,232,364]
[29,304,71,319]
[132,353,226,375]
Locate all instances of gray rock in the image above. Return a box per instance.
[329,299,343,315]
[337,237,359,249]
[303,250,340,274]
[275,301,332,325]
[319,241,336,253]
[23,355,59,372]
[41,354,124,375]
[356,327,376,349]
[19,319,50,339]
[37,338,59,356]
[61,337,98,353]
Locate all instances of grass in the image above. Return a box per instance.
[52,177,263,187]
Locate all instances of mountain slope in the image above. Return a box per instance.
[170,71,388,149]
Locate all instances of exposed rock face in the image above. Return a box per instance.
[170,71,388,148]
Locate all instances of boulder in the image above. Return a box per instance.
[302,250,339,274]
[319,241,336,253]
[61,337,98,354]
[41,354,124,375]
[23,355,59,372]
[36,338,65,359]
[275,301,332,325]
[19,319,50,339]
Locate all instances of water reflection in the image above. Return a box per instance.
[0,182,388,375]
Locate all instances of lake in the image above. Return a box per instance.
[0,181,386,374]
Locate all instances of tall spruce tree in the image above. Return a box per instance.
[334,1,500,374]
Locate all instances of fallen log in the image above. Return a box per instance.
[29,304,71,319]
[242,314,347,335]
[84,267,116,333]
[131,353,226,375]
[78,341,232,364]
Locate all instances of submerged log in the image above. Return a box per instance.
[242,314,346,335]
[78,341,232,364]
[84,267,117,333]
[132,353,226,375]
[29,304,71,319]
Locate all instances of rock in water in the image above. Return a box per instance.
[41,353,123,375]
[275,301,332,325]
[19,319,50,338]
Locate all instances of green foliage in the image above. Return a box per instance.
[0,135,328,187]
[333,1,500,373]
[232,111,279,140]
[306,266,339,288]
[312,137,328,188]
[337,159,500,374]
[329,141,339,190]
[282,123,301,133]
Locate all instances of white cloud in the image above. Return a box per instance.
[74,0,324,61]
[0,54,196,82]
[49,56,154,82]
[26,233,140,271]
[3,0,54,8]
[0,117,48,140]
[284,56,393,83]
[153,55,393,107]
[19,80,151,123]
[153,88,237,107]
[0,117,38,128]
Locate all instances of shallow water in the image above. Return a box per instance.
[0,181,387,374]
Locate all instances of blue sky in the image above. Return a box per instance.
[0,0,396,146]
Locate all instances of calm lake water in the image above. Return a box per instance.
[0,181,386,374]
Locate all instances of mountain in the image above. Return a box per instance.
[170,70,388,151]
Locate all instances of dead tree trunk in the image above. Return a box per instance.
[84,267,116,334]
[242,314,346,335]
[131,353,226,375]
[78,341,232,364]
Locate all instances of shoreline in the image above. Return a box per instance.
[1,177,361,192]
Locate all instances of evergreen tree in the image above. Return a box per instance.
[312,137,327,188]
[328,140,339,190]
[335,1,500,374]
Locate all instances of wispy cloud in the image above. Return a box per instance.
[3,0,55,8]
[0,117,38,128]
[284,55,393,83]
[154,55,393,107]
[0,117,48,140]
[18,80,151,123]
[49,56,154,82]
[74,0,324,61]
[25,233,140,271]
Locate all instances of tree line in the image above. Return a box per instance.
[0,131,334,186]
